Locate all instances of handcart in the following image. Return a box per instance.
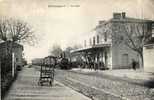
[38,56,56,86]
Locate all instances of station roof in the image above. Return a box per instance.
[71,43,111,53]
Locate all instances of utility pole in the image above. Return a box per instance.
[12,52,16,77]
[137,0,144,19]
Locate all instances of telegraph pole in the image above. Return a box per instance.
[137,0,144,19]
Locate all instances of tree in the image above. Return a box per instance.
[111,21,153,68]
[64,46,73,61]
[0,18,36,45]
[50,44,63,57]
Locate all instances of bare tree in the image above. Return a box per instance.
[0,19,8,41]
[65,46,73,56]
[0,18,36,45]
[64,46,73,61]
[50,44,63,57]
[111,21,153,68]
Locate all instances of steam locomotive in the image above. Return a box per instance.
[32,52,70,70]
[56,52,70,69]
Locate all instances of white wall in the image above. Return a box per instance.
[143,46,154,73]
[112,43,138,69]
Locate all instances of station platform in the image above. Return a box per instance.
[4,66,90,100]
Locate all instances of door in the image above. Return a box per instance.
[122,54,128,67]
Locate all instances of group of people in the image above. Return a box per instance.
[78,57,138,70]
[79,56,106,70]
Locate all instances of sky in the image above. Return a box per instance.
[0,0,154,62]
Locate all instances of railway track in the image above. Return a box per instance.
[55,70,154,100]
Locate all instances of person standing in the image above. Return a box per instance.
[132,59,136,70]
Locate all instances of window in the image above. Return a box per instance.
[93,36,95,45]
[84,40,86,47]
[152,23,154,35]
[97,35,99,44]
[89,38,92,46]
[104,32,107,42]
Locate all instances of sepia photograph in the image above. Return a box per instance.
[0,0,154,100]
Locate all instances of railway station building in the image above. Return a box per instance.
[71,12,154,70]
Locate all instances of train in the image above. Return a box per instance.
[32,55,71,70]
[32,56,56,66]
[56,57,70,69]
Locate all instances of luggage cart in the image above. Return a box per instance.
[38,56,56,86]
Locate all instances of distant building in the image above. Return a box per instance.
[71,12,154,70]
[0,41,24,68]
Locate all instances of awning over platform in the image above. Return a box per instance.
[71,44,111,53]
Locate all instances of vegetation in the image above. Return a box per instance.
[50,44,63,57]
[0,18,36,45]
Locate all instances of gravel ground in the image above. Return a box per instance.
[55,70,154,100]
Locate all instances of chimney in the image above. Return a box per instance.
[122,12,126,18]
[113,12,121,19]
